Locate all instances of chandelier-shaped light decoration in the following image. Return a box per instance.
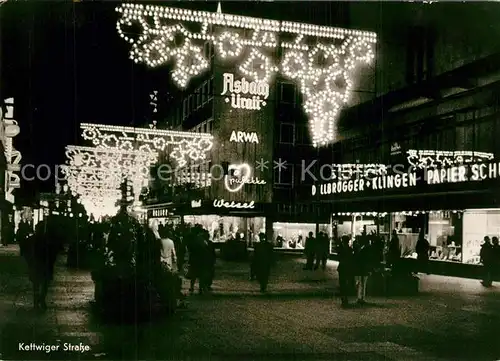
[115,3,376,146]
[80,123,213,168]
[62,146,157,217]
[406,150,495,169]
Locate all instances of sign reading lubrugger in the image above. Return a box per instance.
[311,162,500,196]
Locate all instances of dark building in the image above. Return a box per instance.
[308,2,500,272]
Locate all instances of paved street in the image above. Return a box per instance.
[1,246,500,360]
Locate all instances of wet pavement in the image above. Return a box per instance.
[1,245,500,360]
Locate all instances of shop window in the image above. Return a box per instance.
[463,209,500,265]
[280,82,296,103]
[280,123,294,144]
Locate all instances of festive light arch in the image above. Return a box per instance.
[63,146,157,217]
[80,123,213,168]
[115,3,377,146]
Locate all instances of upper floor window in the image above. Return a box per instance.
[208,78,213,99]
[280,123,294,144]
[182,98,188,120]
[406,26,435,84]
[207,119,213,134]
[274,164,294,186]
[201,83,207,104]
[280,82,296,104]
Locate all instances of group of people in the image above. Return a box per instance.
[303,231,330,271]
[480,236,500,287]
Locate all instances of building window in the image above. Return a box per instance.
[295,124,309,145]
[183,98,188,120]
[406,26,435,84]
[280,82,296,104]
[208,78,213,99]
[203,122,207,133]
[208,119,213,134]
[201,83,207,104]
[196,90,201,109]
[274,164,294,186]
[280,123,294,144]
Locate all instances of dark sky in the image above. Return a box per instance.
[0,1,349,203]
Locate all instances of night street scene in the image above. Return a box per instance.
[2,1,500,360]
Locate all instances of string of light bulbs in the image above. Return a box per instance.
[115,3,376,147]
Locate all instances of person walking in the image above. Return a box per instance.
[201,229,216,292]
[337,235,354,308]
[253,233,274,293]
[19,217,63,311]
[187,226,208,295]
[480,236,493,287]
[387,230,400,270]
[314,232,329,271]
[416,231,430,274]
[303,232,316,270]
[352,235,371,305]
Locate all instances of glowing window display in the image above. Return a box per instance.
[115,3,376,146]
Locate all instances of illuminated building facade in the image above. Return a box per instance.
[118,3,377,242]
[306,3,500,272]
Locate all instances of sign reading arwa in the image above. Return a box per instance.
[221,73,269,110]
[230,131,259,143]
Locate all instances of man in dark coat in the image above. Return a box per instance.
[415,231,430,274]
[20,217,63,310]
[337,235,354,308]
[303,232,316,270]
[480,236,493,287]
[314,232,330,270]
[387,229,400,270]
[253,233,274,293]
[353,235,371,305]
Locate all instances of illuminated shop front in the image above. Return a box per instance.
[272,222,330,249]
[313,152,500,267]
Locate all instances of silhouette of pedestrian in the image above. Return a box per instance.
[253,233,273,293]
[303,232,316,270]
[19,217,63,310]
[480,236,493,287]
[337,235,354,308]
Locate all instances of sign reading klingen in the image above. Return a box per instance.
[311,162,500,196]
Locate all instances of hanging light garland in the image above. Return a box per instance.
[115,3,376,147]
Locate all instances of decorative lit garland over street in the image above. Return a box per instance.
[406,149,494,169]
[115,3,377,147]
[81,123,214,168]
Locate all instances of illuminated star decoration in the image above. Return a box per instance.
[273,158,287,171]
[115,4,377,147]
[256,158,269,171]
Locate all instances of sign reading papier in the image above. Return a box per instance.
[312,162,500,196]
[221,73,269,110]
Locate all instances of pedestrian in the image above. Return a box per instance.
[19,217,63,311]
[314,232,329,270]
[201,229,216,292]
[480,236,493,287]
[387,230,400,270]
[303,231,316,270]
[491,236,500,284]
[337,235,354,308]
[415,231,430,274]
[253,233,274,293]
[352,235,371,305]
[160,227,177,271]
[187,226,207,295]
[16,218,32,244]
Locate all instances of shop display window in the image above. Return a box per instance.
[462,209,500,265]
[428,211,461,263]
[272,222,329,249]
[183,215,264,245]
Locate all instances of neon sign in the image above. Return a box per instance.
[213,199,255,209]
[229,131,259,143]
[223,163,266,192]
[222,73,269,110]
[312,161,500,196]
